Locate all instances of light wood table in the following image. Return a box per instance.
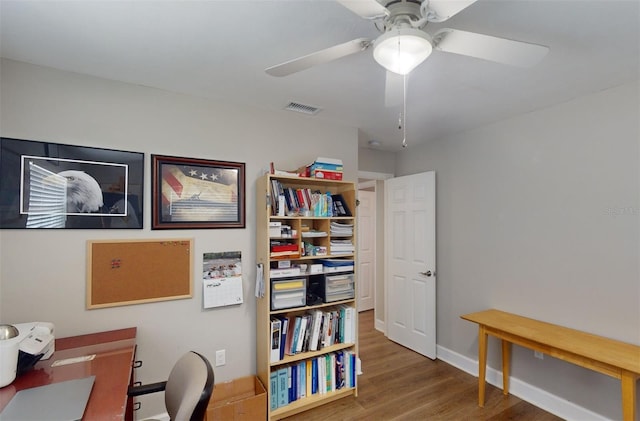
[461,309,640,421]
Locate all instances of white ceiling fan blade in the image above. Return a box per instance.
[433,29,549,67]
[265,38,371,77]
[385,71,406,108]
[336,0,389,19]
[422,0,477,23]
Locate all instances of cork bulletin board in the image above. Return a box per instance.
[87,238,193,309]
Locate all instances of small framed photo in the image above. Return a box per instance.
[151,154,245,229]
[0,137,144,229]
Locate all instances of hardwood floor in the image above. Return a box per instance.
[284,310,562,420]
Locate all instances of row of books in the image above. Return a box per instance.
[271,180,335,217]
[270,306,356,362]
[269,350,357,410]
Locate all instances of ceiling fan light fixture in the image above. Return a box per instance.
[373,27,433,75]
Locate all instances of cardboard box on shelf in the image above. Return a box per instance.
[315,157,343,166]
[269,221,282,238]
[310,162,343,172]
[206,376,266,421]
[311,168,343,180]
[293,157,345,180]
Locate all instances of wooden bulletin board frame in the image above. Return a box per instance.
[87,238,193,309]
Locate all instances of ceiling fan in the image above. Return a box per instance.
[265,0,549,80]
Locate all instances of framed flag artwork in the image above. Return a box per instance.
[151,154,245,229]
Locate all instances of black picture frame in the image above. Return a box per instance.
[0,137,144,229]
[151,154,245,229]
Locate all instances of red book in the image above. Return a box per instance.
[271,244,299,253]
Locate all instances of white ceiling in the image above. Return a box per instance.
[1,0,638,152]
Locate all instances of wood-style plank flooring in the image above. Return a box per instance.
[284,310,562,420]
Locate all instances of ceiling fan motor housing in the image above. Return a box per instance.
[381,0,425,30]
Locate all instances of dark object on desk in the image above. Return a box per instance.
[128,351,214,421]
[16,350,44,377]
[0,375,95,421]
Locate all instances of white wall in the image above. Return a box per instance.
[357,142,396,328]
[358,145,396,175]
[395,81,640,420]
[0,58,358,418]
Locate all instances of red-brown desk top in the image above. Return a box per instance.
[0,327,136,420]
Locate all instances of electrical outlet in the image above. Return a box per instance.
[215,349,226,366]
[534,351,544,360]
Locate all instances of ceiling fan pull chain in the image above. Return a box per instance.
[402,73,408,148]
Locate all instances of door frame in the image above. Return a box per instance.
[358,171,393,333]
[357,186,376,312]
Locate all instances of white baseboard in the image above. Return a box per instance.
[374,318,385,333]
[152,345,607,421]
[436,345,610,421]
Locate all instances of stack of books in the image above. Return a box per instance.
[270,267,301,278]
[317,259,355,273]
[329,239,354,255]
[270,241,300,259]
[330,221,353,236]
[310,157,343,180]
[301,230,328,238]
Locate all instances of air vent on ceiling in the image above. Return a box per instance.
[284,102,322,115]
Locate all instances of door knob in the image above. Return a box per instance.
[420,270,434,277]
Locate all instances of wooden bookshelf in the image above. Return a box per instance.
[256,174,358,420]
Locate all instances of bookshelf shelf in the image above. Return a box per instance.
[257,173,358,420]
[269,299,356,316]
[270,342,356,367]
[271,387,356,419]
[270,216,354,220]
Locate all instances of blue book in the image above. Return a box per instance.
[290,364,297,402]
[311,162,343,171]
[270,371,279,409]
[277,368,288,407]
[287,366,293,403]
[311,358,318,394]
[298,361,306,399]
[350,352,357,387]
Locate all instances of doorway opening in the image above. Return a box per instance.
[358,171,392,334]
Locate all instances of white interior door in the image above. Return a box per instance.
[357,189,375,312]
[385,172,436,359]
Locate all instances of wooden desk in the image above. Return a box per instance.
[461,309,640,421]
[0,327,137,420]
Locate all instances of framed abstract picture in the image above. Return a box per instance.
[0,137,144,229]
[151,154,245,229]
